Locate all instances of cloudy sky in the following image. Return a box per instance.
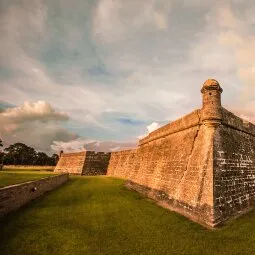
[1,0,255,154]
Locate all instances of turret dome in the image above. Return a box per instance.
[201,79,222,93]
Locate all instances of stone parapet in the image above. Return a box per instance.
[221,107,255,137]
[139,109,201,146]
[0,174,69,218]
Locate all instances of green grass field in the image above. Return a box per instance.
[0,170,57,188]
[0,175,255,255]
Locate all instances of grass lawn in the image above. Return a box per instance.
[0,176,255,255]
[0,170,57,188]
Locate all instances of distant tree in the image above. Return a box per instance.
[3,142,59,166]
[51,153,59,164]
[46,153,58,166]
[36,152,49,165]
[4,143,37,165]
[0,139,3,169]
[0,152,4,163]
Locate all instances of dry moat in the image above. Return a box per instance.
[1,175,255,255]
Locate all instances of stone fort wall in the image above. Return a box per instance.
[55,152,86,174]
[107,109,216,226]
[53,79,255,227]
[107,80,255,227]
[83,151,111,176]
[54,151,110,176]
[0,174,69,218]
[213,108,255,224]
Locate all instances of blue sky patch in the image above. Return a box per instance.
[116,118,145,126]
[88,66,111,77]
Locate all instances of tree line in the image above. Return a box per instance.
[0,139,59,166]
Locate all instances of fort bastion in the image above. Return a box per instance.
[55,79,255,227]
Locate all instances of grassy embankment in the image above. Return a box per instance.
[0,169,56,188]
[0,174,255,255]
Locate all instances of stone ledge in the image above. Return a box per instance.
[138,109,201,146]
[0,174,69,218]
[221,107,255,137]
[3,165,54,170]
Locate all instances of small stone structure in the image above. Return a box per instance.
[0,174,69,217]
[54,151,110,175]
[107,79,255,227]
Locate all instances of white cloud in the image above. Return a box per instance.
[109,146,121,152]
[92,0,171,43]
[105,108,117,113]
[85,140,136,152]
[0,101,73,153]
[231,103,255,124]
[137,134,146,140]
[137,122,161,140]
[0,0,61,106]
[215,5,240,29]
[51,138,136,153]
[1,101,68,123]
[213,3,255,94]
[51,138,90,153]
[153,10,168,30]
[1,0,255,153]
[0,120,77,154]
[147,122,160,133]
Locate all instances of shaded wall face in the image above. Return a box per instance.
[107,124,215,226]
[214,125,255,223]
[83,152,111,176]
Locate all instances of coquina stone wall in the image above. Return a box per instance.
[107,79,255,227]
[54,152,86,174]
[0,174,69,217]
[108,110,216,226]
[213,108,255,224]
[54,151,110,175]
[82,151,111,175]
